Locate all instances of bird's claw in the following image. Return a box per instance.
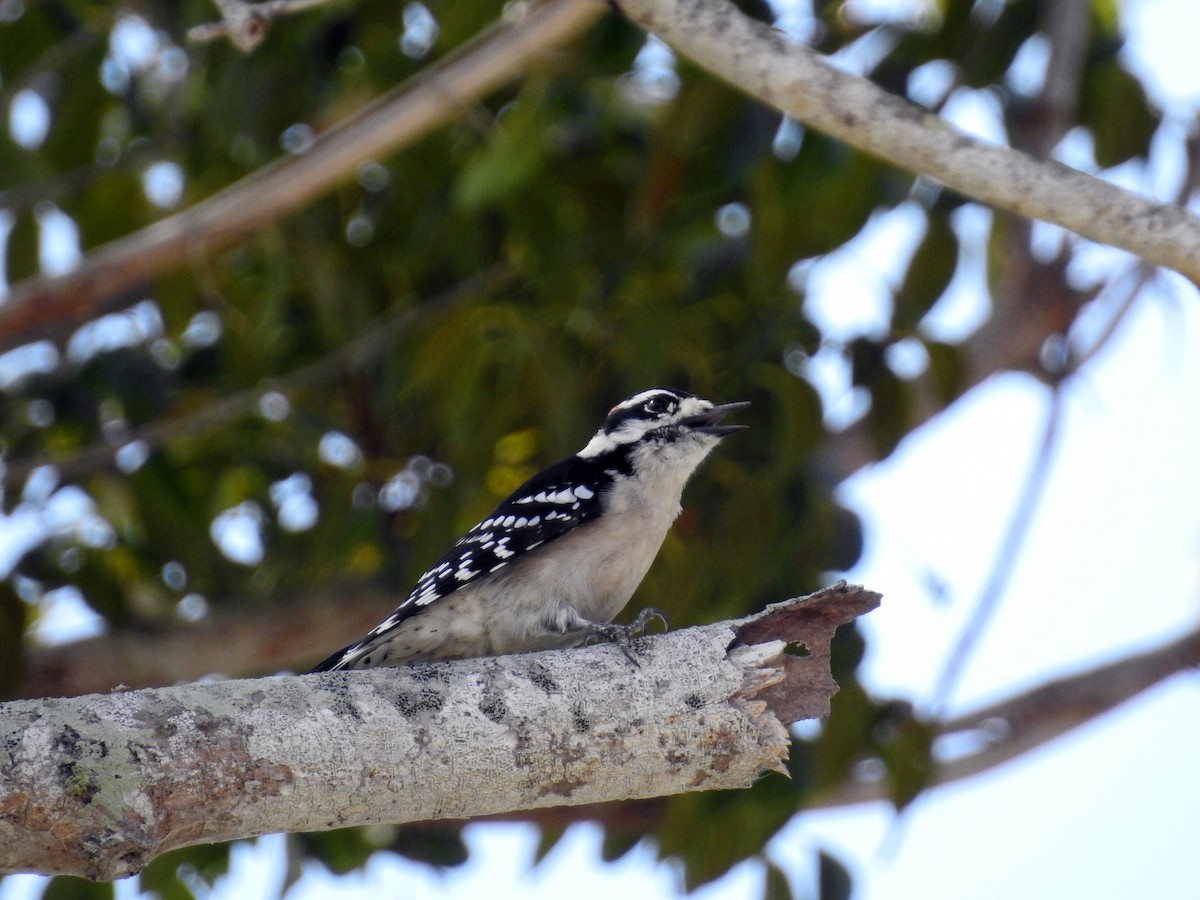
[628,607,670,636]
[582,607,671,666]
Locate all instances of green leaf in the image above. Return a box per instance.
[454,87,552,212]
[769,137,894,260]
[4,211,40,286]
[0,583,25,697]
[763,860,794,900]
[848,338,887,388]
[925,340,967,404]
[820,502,862,574]
[865,368,914,459]
[830,622,867,683]
[894,214,958,331]
[392,825,469,867]
[137,854,197,900]
[295,827,376,875]
[40,876,115,900]
[814,680,874,790]
[657,781,799,892]
[532,824,567,865]
[137,842,232,900]
[879,718,936,811]
[600,828,643,863]
[818,850,853,900]
[1080,59,1159,168]
[883,0,1039,90]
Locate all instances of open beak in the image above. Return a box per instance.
[685,400,750,437]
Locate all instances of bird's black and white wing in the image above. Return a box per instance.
[310,455,612,671]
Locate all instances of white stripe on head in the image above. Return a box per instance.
[607,388,679,415]
[578,388,713,458]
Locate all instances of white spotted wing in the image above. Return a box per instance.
[362,456,612,642]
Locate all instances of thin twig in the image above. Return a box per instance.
[1065,119,1200,370]
[1066,262,1157,372]
[930,385,1065,713]
[2,268,509,485]
[926,56,1200,692]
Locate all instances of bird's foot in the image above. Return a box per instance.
[582,607,670,665]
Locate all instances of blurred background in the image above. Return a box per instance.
[1,0,1198,897]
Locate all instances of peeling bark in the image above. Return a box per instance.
[0,584,879,880]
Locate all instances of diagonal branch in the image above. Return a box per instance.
[0,0,604,351]
[930,387,1065,712]
[617,0,1200,282]
[809,623,1200,808]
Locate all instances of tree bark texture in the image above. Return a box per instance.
[0,584,879,880]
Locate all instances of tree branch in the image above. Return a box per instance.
[0,583,879,880]
[452,621,1200,829]
[0,0,604,351]
[808,623,1200,808]
[618,0,1200,282]
[930,387,1065,712]
[14,582,402,700]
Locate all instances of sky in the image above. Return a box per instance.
[4,0,1200,898]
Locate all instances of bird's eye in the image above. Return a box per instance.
[644,396,671,415]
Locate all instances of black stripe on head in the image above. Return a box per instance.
[603,388,695,434]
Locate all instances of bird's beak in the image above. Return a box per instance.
[686,401,750,437]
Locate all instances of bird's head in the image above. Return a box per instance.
[578,388,749,466]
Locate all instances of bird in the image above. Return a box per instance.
[311,387,748,671]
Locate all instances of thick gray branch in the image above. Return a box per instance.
[0,584,879,881]
[619,0,1200,283]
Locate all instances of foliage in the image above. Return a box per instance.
[0,0,1164,896]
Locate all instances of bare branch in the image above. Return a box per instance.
[0,584,879,880]
[1065,262,1157,371]
[0,0,605,352]
[930,387,1065,712]
[1017,0,1091,157]
[810,624,1200,808]
[618,0,1200,282]
[14,582,402,700]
